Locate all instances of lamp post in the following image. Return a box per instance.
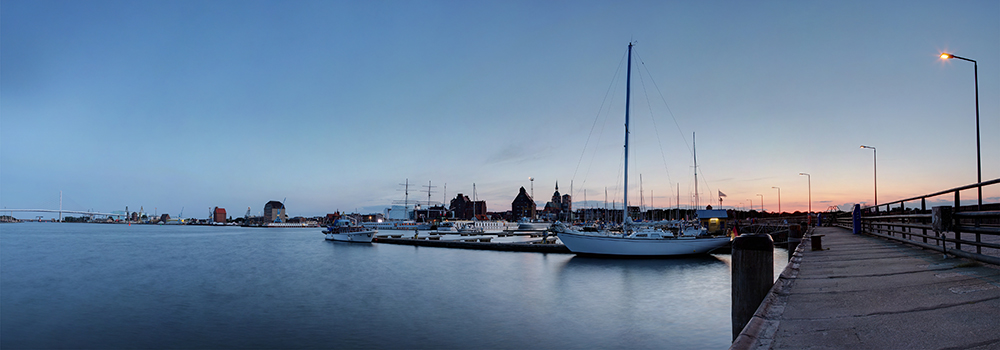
[757,194,764,213]
[860,145,877,208]
[772,187,781,214]
[529,177,535,219]
[799,173,811,226]
[940,52,982,209]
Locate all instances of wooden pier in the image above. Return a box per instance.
[731,226,1000,349]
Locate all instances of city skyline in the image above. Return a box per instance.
[2,0,998,219]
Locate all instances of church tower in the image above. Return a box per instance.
[550,181,561,205]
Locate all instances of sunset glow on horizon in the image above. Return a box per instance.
[2,0,997,218]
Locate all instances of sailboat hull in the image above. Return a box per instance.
[557,231,730,256]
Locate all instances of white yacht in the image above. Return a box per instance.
[554,43,731,257]
[516,217,551,231]
[324,218,377,243]
[361,220,430,231]
[553,219,729,256]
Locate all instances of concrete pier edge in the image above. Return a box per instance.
[730,227,812,350]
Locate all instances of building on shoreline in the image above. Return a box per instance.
[542,182,571,221]
[449,193,486,220]
[263,201,286,223]
[213,207,227,223]
[510,186,536,221]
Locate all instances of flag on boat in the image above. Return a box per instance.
[719,190,727,198]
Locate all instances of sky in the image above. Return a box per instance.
[2,0,998,219]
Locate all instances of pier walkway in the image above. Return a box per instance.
[733,226,1000,349]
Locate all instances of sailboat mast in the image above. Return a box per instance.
[623,42,632,225]
[403,179,410,219]
[693,132,698,209]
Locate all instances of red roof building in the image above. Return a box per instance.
[214,207,227,223]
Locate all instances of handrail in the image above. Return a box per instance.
[955,210,1000,217]
[862,178,1000,210]
[847,178,1000,266]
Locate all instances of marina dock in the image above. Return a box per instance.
[732,226,1000,349]
[374,236,571,253]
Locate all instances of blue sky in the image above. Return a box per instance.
[2,0,998,219]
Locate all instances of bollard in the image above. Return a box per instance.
[852,204,862,234]
[732,233,774,341]
[811,234,825,251]
[788,224,802,255]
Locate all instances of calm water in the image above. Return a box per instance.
[1,223,786,349]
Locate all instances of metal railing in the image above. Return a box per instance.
[726,219,805,246]
[834,178,1000,265]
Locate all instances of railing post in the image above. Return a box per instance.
[852,204,861,235]
[921,198,927,243]
[900,202,906,239]
[879,204,885,236]
[732,233,774,341]
[954,191,961,250]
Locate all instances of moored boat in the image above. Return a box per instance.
[553,221,730,256]
[324,218,377,243]
[457,223,485,235]
[516,217,551,231]
[554,42,731,257]
[361,220,430,231]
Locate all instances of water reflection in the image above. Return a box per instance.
[560,255,726,271]
[550,254,734,349]
[3,224,747,350]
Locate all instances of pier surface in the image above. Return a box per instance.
[734,226,1000,349]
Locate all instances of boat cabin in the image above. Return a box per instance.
[696,209,730,234]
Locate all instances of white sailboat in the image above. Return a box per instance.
[553,42,731,257]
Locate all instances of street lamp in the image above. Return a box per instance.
[799,172,811,226]
[860,145,877,208]
[529,177,535,219]
[940,52,982,209]
[757,194,764,213]
[528,177,534,199]
[772,187,781,214]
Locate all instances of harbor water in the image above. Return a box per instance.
[1,223,786,349]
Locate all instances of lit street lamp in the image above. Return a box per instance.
[757,194,764,213]
[772,187,781,214]
[940,52,982,209]
[799,172,811,226]
[860,145,877,208]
